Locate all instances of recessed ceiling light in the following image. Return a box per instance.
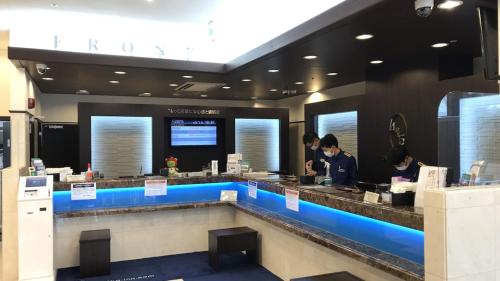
[146,0,154,2]
[327,72,339,76]
[295,81,304,85]
[242,78,252,82]
[432,42,449,48]
[76,89,89,95]
[50,3,58,8]
[182,75,193,79]
[114,71,127,75]
[200,94,208,98]
[42,77,54,81]
[222,86,231,89]
[303,55,317,60]
[268,69,279,73]
[109,80,119,84]
[437,0,463,10]
[269,89,278,92]
[173,93,181,96]
[370,60,384,64]
[251,97,257,100]
[169,83,178,87]
[355,34,374,40]
[139,92,152,97]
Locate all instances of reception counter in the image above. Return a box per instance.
[53,176,424,281]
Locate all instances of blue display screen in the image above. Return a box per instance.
[171,119,217,146]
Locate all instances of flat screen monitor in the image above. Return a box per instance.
[171,119,217,146]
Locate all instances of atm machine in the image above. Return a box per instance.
[18,175,54,281]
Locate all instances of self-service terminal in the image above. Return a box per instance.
[18,175,54,281]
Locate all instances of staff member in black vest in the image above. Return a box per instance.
[320,134,358,186]
[388,145,424,182]
[303,132,328,176]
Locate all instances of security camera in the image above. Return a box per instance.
[36,63,49,75]
[415,0,434,17]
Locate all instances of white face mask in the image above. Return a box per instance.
[324,151,334,157]
[395,164,409,171]
[310,145,319,151]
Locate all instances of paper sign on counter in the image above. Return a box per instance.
[211,160,219,176]
[285,189,299,212]
[363,191,380,204]
[248,180,258,199]
[220,190,238,201]
[144,179,167,196]
[71,182,96,200]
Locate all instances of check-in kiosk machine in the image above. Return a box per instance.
[18,175,54,281]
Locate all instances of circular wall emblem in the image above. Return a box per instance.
[389,113,407,147]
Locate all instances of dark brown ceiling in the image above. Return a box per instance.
[9,0,497,100]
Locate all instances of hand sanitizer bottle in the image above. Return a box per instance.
[321,159,332,186]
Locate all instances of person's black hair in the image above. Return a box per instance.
[388,145,410,165]
[302,132,319,145]
[319,134,338,148]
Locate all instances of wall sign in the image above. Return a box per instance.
[166,108,221,115]
[285,189,299,212]
[71,182,96,200]
[248,180,258,199]
[144,179,167,197]
[389,113,408,147]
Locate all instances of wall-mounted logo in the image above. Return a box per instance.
[389,113,407,147]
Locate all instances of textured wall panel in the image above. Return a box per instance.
[235,119,280,172]
[91,116,152,178]
[317,111,358,160]
[460,95,500,179]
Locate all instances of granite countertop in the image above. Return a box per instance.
[53,175,423,230]
[54,200,424,281]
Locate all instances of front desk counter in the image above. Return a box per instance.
[53,175,424,281]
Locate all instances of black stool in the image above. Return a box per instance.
[290,271,364,281]
[79,229,111,277]
[208,227,258,271]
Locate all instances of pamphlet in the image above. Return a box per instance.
[248,180,258,199]
[71,182,96,200]
[144,179,167,196]
[285,189,299,212]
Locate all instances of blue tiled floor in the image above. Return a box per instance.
[56,252,282,281]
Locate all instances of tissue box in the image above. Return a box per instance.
[391,191,415,206]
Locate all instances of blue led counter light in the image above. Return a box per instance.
[53,182,424,265]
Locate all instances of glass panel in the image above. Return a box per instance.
[235,118,280,172]
[438,92,500,185]
[0,120,11,169]
[317,111,358,160]
[91,116,153,178]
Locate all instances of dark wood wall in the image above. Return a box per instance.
[306,57,498,183]
[78,103,289,174]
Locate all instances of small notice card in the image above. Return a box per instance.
[144,179,167,197]
[248,180,258,199]
[212,160,219,176]
[71,182,96,200]
[220,190,238,202]
[285,189,299,212]
[363,191,380,204]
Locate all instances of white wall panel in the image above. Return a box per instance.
[317,111,358,160]
[91,116,152,178]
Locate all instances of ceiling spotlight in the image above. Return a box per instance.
[139,92,152,97]
[42,77,54,81]
[355,34,374,40]
[251,97,257,100]
[303,55,317,60]
[327,72,339,76]
[432,42,449,48]
[173,93,181,96]
[269,89,278,92]
[182,75,193,79]
[222,86,231,89]
[370,60,384,64]
[76,89,89,95]
[295,81,304,85]
[268,69,279,73]
[109,80,119,84]
[242,78,252,82]
[200,94,208,98]
[114,71,127,75]
[146,0,154,2]
[169,83,178,87]
[437,0,463,10]
[50,3,58,8]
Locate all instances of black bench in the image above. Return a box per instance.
[290,271,364,281]
[79,229,111,278]
[208,227,258,271]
